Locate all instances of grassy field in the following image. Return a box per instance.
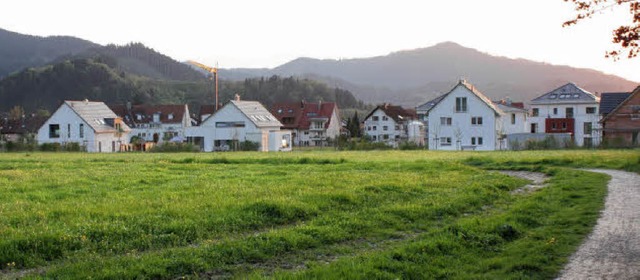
[0,150,638,279]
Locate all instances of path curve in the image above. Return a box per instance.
[556,169,640,280]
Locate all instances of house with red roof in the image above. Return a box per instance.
[363,103,421,147]
[270,101,341,147]
[109,103,192,144]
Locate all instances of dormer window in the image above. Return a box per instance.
[136,114,142,121]
[168,113,174,120]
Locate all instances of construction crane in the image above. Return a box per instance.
[188,60,219,111]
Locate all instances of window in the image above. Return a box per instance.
[455,97,467,112]
[530,123,538,133]
[373,126,377,131]
[67,124,71,138]
[552,122,557,130]
[216,122,246,128]
[395,125,400,130]
[471,137,476,145]
[383,126,388,131]
[79,124,84,138]
[382,116,388,121]
[532,108,539,117]
[383,134,389,140]
[566,107,574,118]
[168,113,174,120]
[553,108,558,115]
[49,124,60,138]
[440,137,452,146]
[367,126,371,131]
[586,107,596,114]
[471,137,484,146]
[478,137,483,145]
[372,116,379,121]
[372,135,377,141]
[440,117,452,126]
[584,122,593,135]
[562,122,567,129]
[511,113,516,125]
[471,117,483,125]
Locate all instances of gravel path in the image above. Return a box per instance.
[556,169,640,280]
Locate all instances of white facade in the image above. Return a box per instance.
[427,81,503,151]
[296,107,341,146]
[186,100,292,152]
[37,101,129,152]
[129,110,191,143]
[363,105,416,147]
[528,83,601,147]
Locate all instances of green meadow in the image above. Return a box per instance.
[0,150,638,279]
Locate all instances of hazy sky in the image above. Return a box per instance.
[2,0,638,82]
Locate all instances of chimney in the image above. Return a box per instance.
[301,100,305,108]
[235,94,240,101]
[384,103,389,109]
[318,100,322,110]
[83,99,89,104]
[126,101,132,112]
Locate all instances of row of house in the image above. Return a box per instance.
[362,80,640,150]
[32,95,345,152]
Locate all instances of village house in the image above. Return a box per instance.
[270,101,341,146]
[599,86,640,146]
[186,96,292,152]
[426,80,508,151]
[109,103,192,143]
[37,100,130,152]
[528,82,601,147]
[363,103,421,147]
[1,115,47,143]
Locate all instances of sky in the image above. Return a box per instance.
[2,0,638,82]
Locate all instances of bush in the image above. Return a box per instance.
[149,142,200,153]
[398,141,424,150]
[238,141,260,151]
[40,143,62,152]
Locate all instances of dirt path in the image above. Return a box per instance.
[556,169,640,280]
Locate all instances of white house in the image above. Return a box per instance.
[270,101,341,146]
[186,96,292,152]
[37,100,130,152]
[110,104,192,143]
[363,104,419,147]
[427,80,504,151]
[528,82,601,147]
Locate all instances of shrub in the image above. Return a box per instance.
[149,142,200,153]
[238,141,260,151]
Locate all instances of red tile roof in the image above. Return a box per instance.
[109,104,187,126]
[270,102,337,130]
[365,104,417,123]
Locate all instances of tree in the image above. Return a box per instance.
[563,0,640,59]
[8,105,24,120]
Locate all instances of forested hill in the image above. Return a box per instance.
[0,28,98,78]
[0,57,365,113]
[74,43,206,82]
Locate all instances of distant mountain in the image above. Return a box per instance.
[0,28,98,78]
[221,42,637,105]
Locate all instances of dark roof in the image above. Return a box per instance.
[270,102,338,130]
[110,104,188,126]
[199,105,216,116]
[599,92,631,116]
[531,82,599,104]
[601,85,640,123]
[365,104,416,123]
[0,116,48,134]
[416,94,446,113]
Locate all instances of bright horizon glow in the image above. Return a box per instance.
[1,0,638,83]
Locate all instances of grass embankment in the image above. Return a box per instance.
[0,150,636,279]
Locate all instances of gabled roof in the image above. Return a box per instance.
[109,104,188,126]
[531,82,599,104]
[65,100,130,133]
[493,100,527,113]
[364,104,416,123]
[270,102,338,130]
[599,92,631,116]
[429,80,503,116]
[230,100,283,128]
[416,94,446,114]
[601,85,640,123]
